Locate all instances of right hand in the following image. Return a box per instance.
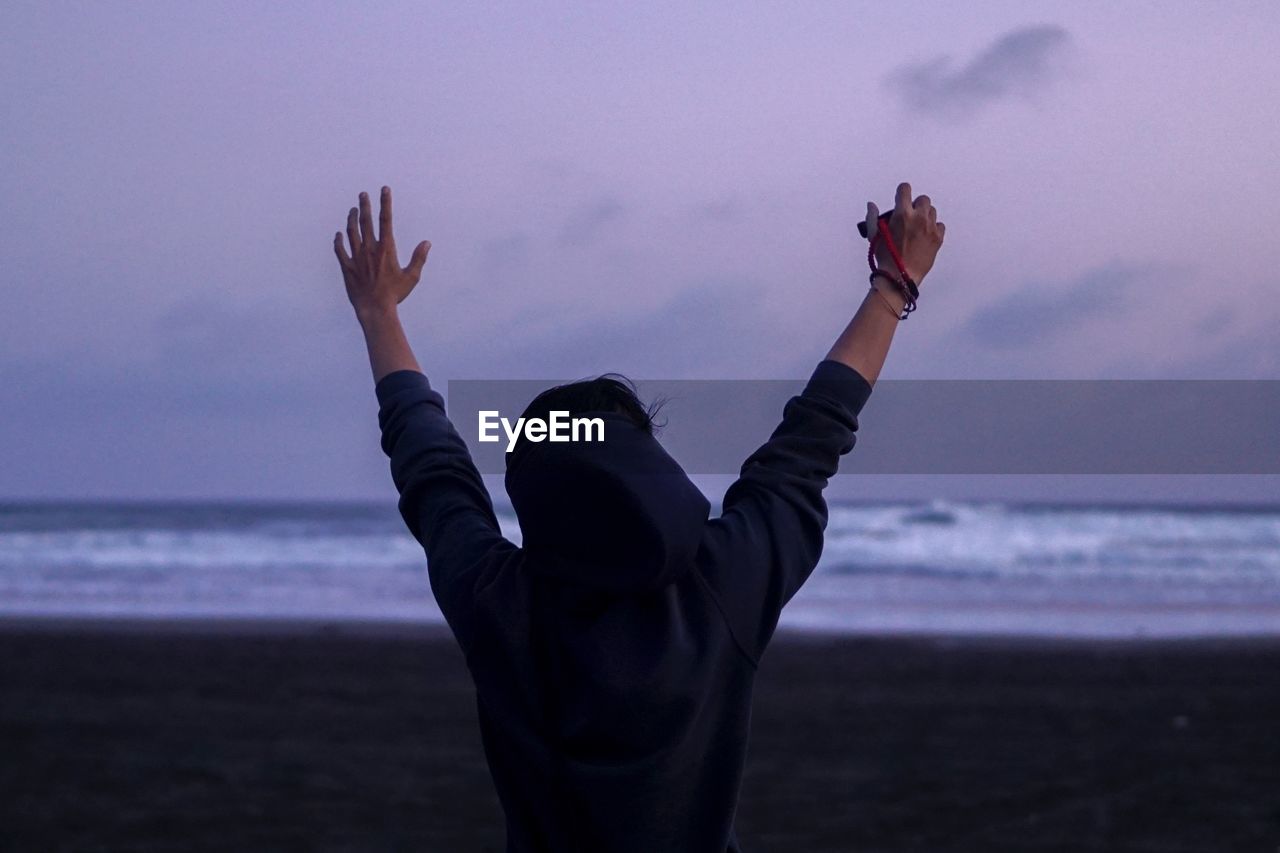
[866,182,945,285]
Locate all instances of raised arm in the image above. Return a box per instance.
[698,183,945,662]
[334,187,512,632]
[826,182,946,383]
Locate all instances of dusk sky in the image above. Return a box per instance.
[2,1,1278,500]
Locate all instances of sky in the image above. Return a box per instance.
[2,0,1278,501]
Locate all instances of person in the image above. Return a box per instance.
[333,182,945,852]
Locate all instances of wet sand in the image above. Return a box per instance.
[1,619,1277,851]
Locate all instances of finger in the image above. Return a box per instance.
[404,240,431,281]
[333,231,352,269]
[359,191,377,248]
[865,202,880,239]
[346,207,361,254]
[937,221,946,241]
[895,182,912,214]
[913,194,931,210]
[379,185,395,249]
[928,205,938,223]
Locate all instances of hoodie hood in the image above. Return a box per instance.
[504,412,710,595]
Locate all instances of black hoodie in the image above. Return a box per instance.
[376,359,872,852]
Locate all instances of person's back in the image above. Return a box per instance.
[335,182,945,850]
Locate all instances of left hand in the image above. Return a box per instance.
[334,186,431,319]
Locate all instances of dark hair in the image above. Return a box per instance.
[518,374,665,436]
[506,376,665,469]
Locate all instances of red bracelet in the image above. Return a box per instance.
[867,219,920,310]
[866,245,917,317]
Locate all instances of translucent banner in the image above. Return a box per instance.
[447,379,1280,475]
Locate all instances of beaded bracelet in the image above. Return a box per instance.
[866,217,919,317]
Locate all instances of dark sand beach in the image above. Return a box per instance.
[1,620,1277,852]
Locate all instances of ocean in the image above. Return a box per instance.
[2,501,1278,638]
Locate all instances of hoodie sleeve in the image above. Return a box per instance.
[376,369,513,627]
[698,359,872,664]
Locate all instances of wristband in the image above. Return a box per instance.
[866,218,920,309]
[869,270,915,320]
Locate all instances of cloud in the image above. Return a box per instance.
[460,278,806,380]
[690,196,745,224]
[473,231,534,290]
[558,194,628,247]
[1161,311,1280,379]
[888,25,1071,120]
[480,231,532,269]
[966,263,1152,349]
